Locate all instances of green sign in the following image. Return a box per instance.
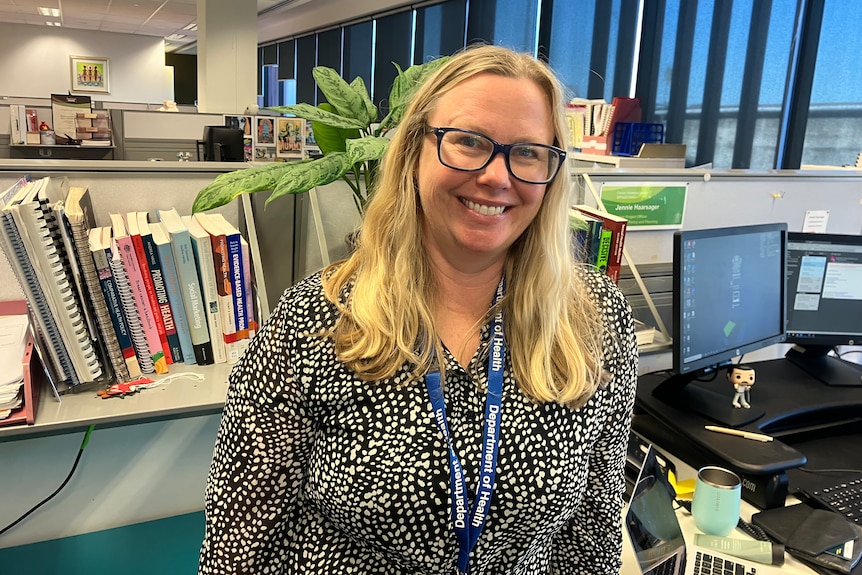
[600,183,688,228]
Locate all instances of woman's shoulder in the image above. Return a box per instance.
[577,265,630,315]
[269,271,339,330]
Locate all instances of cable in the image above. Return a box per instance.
[797,465,862,475]
[0,425,95,537]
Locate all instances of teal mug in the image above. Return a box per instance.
[692,466,741,536]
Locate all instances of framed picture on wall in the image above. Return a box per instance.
[276,117,304,158]
[70,56,110,93]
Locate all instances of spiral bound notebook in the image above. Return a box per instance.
[106,233,155,375]
[0,177,77,386]
[1,177,102,386]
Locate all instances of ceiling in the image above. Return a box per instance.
[0,0,329,54]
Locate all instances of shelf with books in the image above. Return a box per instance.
[0,361,232,442]
[0,162,249,440]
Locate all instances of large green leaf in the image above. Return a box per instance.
[192,162,306,212]
[312,103,360,155]
[346,136,389,166]
[382,57,450,128]
[266,103,366,129]
[313,67,372,125]
[267,152,353,206]
[350,76,378,124]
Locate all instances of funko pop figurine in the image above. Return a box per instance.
[727,364,755,408]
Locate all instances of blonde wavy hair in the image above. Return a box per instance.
[321,45,606,407]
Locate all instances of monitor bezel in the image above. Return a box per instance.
[672,223,788,376]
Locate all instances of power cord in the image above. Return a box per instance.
[0,425,95,537]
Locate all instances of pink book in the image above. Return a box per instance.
[110,213,168,373]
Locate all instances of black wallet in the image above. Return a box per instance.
[751,503,862,574]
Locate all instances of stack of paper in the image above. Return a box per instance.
[0,314,29,419]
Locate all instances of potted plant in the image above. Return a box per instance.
[191,57,449,215]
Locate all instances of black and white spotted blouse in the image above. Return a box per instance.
[199,269,638,574]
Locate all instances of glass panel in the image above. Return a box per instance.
[651,0,796,169]
[801,0,862,167]
[468,0,539,53]
[415,0,467,64]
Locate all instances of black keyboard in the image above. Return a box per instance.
[805,476,862,524]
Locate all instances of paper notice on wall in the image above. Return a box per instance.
[50,94,91,142]
[802,210,829,233]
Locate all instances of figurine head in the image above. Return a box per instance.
[727,364,755,387]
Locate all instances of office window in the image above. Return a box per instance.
[278,40,296,80]
[316,28,343,105]
[344,20,373,94]
[800,1,862,167]
[544,0,639,100]
[296,34,317,106]
[374,11,413,105]
[641,0,797,169]
[467,0,539,53]
[281,80,297,107]
[414,0,467,64]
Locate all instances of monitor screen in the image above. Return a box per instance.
[203,126,244,162]
[673,223,787,376]
[784,232,862,387]
[655,223,787,427]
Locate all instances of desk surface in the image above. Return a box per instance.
[621,449,815,574]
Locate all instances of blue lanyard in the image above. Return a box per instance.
[425,279,505,574]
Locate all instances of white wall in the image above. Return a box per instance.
[0,23,171,105]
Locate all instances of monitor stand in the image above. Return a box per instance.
[652,371,765,427]
[785,345,862,388]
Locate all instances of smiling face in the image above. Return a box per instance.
[416,73,555,272]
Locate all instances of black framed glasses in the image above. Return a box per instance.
[426,126,566,185]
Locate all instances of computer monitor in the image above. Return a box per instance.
[653,223,788,426]
[202,126,244,162]
[784,232,862,387]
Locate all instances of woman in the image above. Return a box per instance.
[199,45,637,574]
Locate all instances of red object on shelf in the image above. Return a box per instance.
[0,300,43,427]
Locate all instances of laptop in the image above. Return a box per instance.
[625,444,760,575]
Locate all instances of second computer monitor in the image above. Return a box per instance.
[785,232,862,387]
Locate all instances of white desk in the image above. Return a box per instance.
[621,447,816,574]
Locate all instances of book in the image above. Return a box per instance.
[210,213,257,343]
[3,178,102,385]
[193,213,240,364]
[158,208,213,366]
[568,208,603,266]
[110,213,168,373]
[89,226,142,379]
[633,318,657,346]
[136,212,183,364]
[0,176,74,386]
[150,221,196,365]
[9,105,26,145]
[595,228,613,274]
[126,211,172,364]
[571,205,628,283]
[65,186,132,383]
[184,215,227,364]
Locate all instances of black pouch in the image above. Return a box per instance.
[752,503,862,575]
